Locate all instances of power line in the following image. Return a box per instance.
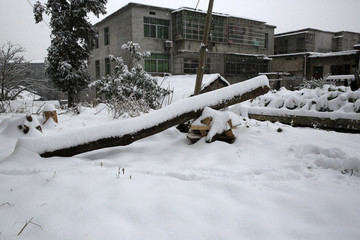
[195,0,201,10]
[25,0,50,29]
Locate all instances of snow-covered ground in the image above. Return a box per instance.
[1,101,360,239]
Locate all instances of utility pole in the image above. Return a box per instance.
[194,0,214,95]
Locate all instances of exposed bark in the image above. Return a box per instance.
[40,85,269,157]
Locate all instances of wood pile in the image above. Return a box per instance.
[187,117,236,144]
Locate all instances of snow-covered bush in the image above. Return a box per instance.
[299,77,331,89]
[90,42,171,118]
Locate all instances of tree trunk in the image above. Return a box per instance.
[68,90,76,108]
[40,82,269,158]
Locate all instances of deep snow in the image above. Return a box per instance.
[1,101,360,239]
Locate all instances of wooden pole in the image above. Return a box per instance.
[194,0,215,96]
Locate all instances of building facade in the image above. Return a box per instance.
[272,29,360,83]
[88,2,276,89]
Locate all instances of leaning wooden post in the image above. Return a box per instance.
[194,0,215,95]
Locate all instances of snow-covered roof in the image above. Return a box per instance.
[270,52,318,58]
[308,50,359,58]
[271,50,360,58]
[156,74,230,104]
[172,7,266,23]
[274,31,309,38]
[226,52,272,60]
[326,74,355,81]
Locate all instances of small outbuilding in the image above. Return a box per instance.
[156,74,230,104]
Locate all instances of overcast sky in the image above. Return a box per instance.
[1,0,360,61]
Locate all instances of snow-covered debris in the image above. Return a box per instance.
[0,115,42,138]
[192,107,241,142]
[43,104,56,112]
[246,85,360,120]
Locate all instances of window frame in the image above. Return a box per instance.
[144,17,170,39]
[144,53,170,73]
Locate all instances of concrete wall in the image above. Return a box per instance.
[309,54,359,78]
[314,31,333,52]
[130,6,172,68]
[272,55,306,78]
[89,6,133,80]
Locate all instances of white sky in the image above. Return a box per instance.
[1,0,360,61]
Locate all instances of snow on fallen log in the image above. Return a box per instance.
[14,76,269,157]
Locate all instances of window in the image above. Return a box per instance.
[145,54,170,73]
[105,58,111,75]
[313,66,323,80]
[264,33,269,49]
[95,60,100,77]
[228,17,265,46]
[225,55,268,76]
[93,37,99,49]
[331,64,350,75]
[183,58,210,74]
[296,37,305,52]
[104,27,109,45]
[144,17,170,39]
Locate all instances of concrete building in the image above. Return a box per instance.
[274,28,360,54]
[271,29,360,86]
[88,2,276,88]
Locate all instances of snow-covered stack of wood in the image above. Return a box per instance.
[188,107,239,144]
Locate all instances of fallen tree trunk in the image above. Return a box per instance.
[248,113,360,133]
[15,76,269,157]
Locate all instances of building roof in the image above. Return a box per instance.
[95,2,271,27]
[270,52,318,58]
[275,28,335,37]
[308,50,359,58]
[172,7,266,24]
[270,50,360,58]
[95,2,173,26]
[275,28,360,38]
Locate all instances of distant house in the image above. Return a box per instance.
[271,50,360,84]
[271,29,360,86]
[156,73,230,104]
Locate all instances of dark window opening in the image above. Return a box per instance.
[105,58,111,75]
[183,58,210,74]
[331,64,351,75]
[104,27,110,45]
[313,66,324,80]
[95,60,100,77]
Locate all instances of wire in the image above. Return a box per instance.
[195,0,201,10]
[26,0,51,29]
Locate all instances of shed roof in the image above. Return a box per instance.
[156,74,230,104]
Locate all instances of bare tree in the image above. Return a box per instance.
[0,41,30,100]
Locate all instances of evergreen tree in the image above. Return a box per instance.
[33,0,107,107]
